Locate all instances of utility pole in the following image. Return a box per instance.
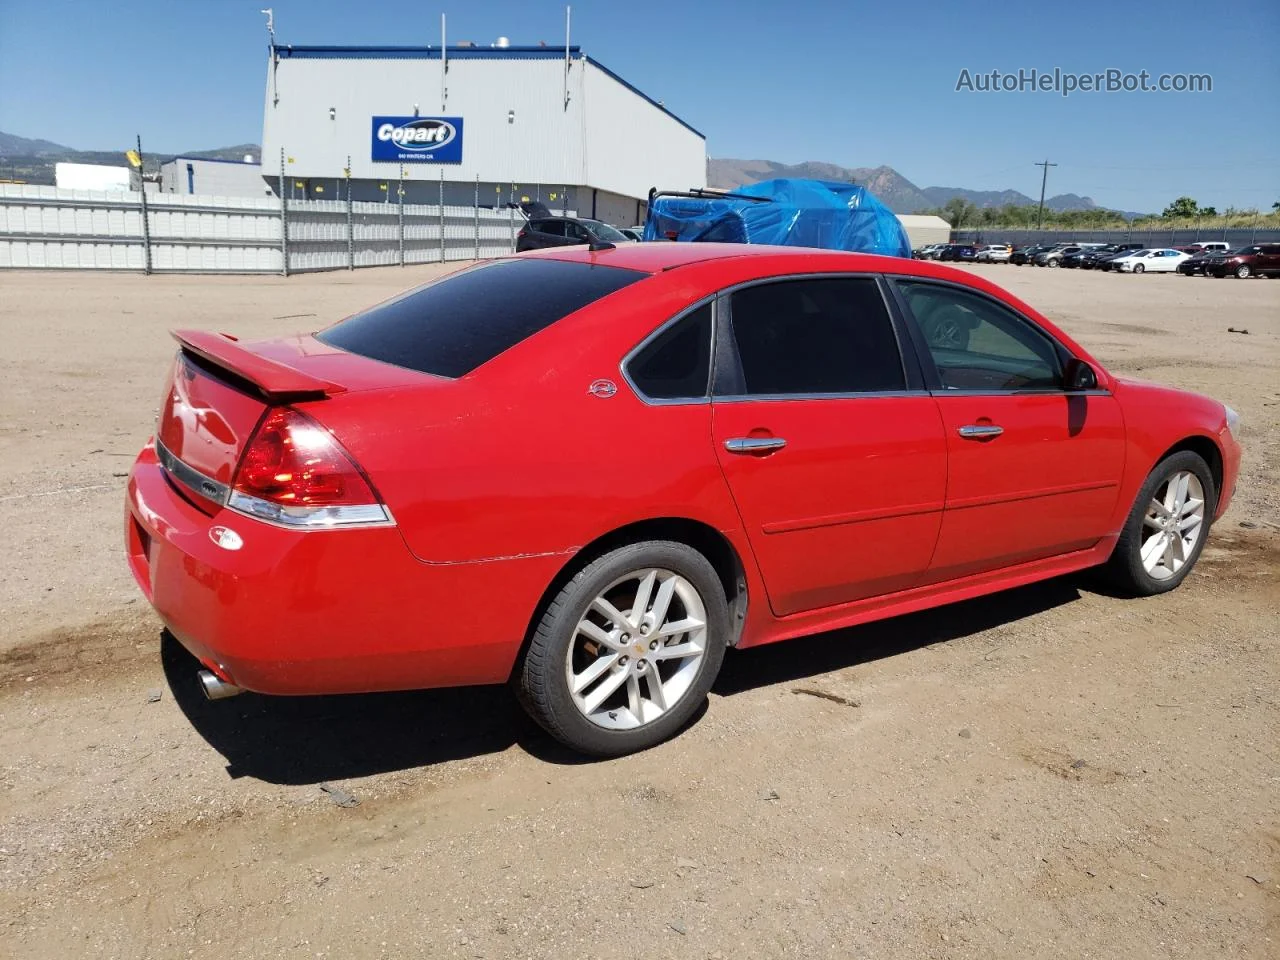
[1035,159,1057,230]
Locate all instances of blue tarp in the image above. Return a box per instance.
[643,178,911,258]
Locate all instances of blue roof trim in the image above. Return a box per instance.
[271,44,704,140]
[165,155,262,167]
[274,44,580,60]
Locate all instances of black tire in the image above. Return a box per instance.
[1102,451,1216,596]
[515,541,729,756]
[1235,264,1251,279]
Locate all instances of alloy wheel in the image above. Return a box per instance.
[1140,470,1206,581]
[1236,265,1251,278]
[565,569,707,730]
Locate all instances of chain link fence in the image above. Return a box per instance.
[0,164,573,273]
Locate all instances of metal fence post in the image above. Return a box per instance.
[136,134,152,275]
[439,167,446,262]
[474,174,480,261]
[509,181,516,252]
[397,167,405,267]
[345,155,353,270]
[278,149,290,276]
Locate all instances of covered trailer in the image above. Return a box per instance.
[644,178,911,258]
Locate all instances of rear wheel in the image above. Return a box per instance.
[1103,451,1215,596]
[516,541,729,756]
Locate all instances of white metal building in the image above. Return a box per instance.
[160,156,272,197]
[260,43,706,226]
[896,214,952,248]
[54,162,132,193]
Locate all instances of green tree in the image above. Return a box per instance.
[1161,196,1200,218]
[941,197,977,229]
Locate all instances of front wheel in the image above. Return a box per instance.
[515,541,729,756]
[1235,264,1251,279]
[1103,451,1215,596]
[1133,263,1145,274]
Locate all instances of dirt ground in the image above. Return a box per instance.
[0,262,1277,959]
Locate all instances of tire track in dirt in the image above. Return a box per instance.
[0,606,161,693]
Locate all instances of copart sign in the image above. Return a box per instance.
[371,116,463,163]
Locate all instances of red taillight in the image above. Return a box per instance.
[229,408,390,527]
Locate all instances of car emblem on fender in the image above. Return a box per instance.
[208,526,243,551]
[588,378,617,398]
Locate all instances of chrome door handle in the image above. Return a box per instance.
[957,424,1004,439]
[724,437,787,454]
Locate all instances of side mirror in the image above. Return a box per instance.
[1066,359,1098,391]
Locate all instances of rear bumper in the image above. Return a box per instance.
[125,444,563,695]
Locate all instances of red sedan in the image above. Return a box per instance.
[125,244,1242,756]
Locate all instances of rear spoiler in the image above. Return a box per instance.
[172,329,346,400]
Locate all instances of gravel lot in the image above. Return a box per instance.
[1,262,1277,959]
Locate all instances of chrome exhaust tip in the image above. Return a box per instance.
[198,669,243,700]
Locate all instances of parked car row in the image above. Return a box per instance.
[562,226,1278,277]
[914,243,979,261]
[925,239,1275,277]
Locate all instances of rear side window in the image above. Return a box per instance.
[627,303,712,400]
[727,277,905,395]
[318,259,645,378]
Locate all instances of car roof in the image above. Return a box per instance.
[517,241,924,275]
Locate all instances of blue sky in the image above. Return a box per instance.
[1,0,1276,212]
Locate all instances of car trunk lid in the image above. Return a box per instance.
[155,330,432,499]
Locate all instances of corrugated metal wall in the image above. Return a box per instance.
[0,184,521,273]
[260,50,705,205]
[263,54,589,188]
[581,60,705,200]
[160,158,273,198]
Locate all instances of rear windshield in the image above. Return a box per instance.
[317,258,645,378]
[581,219,628,242]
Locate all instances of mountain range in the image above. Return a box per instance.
[707,157,1124,216]
[1,130,1135,216]
[0,131,260,183]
